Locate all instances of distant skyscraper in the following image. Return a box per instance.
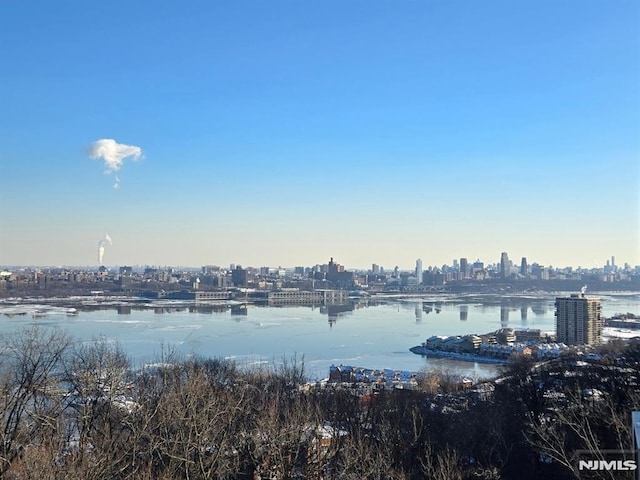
[555,293,602,345]
[500,252,510,279]
[459,258,468,278]
[372,263,380,274]
[520,257,528,276]
[415,259,423,285]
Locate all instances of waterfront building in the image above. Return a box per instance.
[514,329,542,343]
[264,289,349,305]
[555,293,602,345]
[495,328,516,344]
[460,335,482,352]
[195,291,232,301]
[415,259,423,285]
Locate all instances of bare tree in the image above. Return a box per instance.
[421,443,464,480]
[132,358,256,479]
[0,326,71,475]
[525,385,634,480]
[417,368,464,395]
[248,382,323,479]
[61,337,138,478]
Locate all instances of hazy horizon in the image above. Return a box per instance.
[0,251,635,273]
[1,2,638,269]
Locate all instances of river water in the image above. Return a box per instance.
[1,292,639,380]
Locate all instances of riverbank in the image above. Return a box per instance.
[410,346,507,364]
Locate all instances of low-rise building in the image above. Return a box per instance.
[514,328,542,342]
[495,328,516,344]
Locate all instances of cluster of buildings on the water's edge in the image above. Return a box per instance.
[411,328,565,362]
[410,292,635,365]
[323,293,630,393]
[2,252,639,297]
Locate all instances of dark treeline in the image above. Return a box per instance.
[0,326,638,479]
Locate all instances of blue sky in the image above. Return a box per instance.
[1,1,638,269]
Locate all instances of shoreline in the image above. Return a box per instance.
[410,346,508,365]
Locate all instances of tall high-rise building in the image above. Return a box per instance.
[459,258,468,278]
[555,293,602,345]
[500,252,510,279]
[415,259,423,285]
[520,257,528,276]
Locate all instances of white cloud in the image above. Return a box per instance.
[88,138,143,173]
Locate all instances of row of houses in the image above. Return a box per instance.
[423,328,568,359]
[424,328,521,353]
[477,342,570,359]
[328,365,419,389]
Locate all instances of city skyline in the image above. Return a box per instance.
[1,2,638,268]
[1,250,635,273]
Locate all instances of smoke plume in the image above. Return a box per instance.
[98,233,113,265]
[88,138,143,188]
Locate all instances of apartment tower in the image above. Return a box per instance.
[555,292,602,345]
[415,259,423,285]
